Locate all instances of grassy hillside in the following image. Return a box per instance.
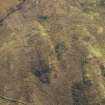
[0,0,105,105]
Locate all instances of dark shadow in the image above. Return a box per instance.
[100,0,105,7]
[32,65,50,84]
[55,41,66,60]
[100,64,105,77]
[38,16,49,21]
[71,81,88,105]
